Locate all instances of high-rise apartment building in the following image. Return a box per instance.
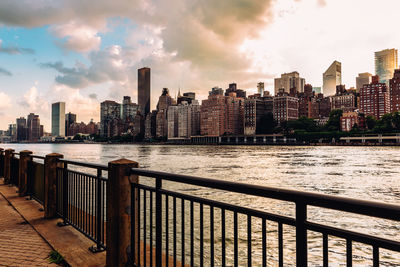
[225,83,246,98]
[122,96,139,121]
[51,102,65,137]
[274,71,305,95]
[257,82,265,97]
[65,112,77,136]
[16,117,27,142]
[356,73,372,91]
[144,111,157,139]
[323,61,342,96]
[27,113,41,142]
[273,90,299,124]
[330,85,357,113]
[375,49,398,85]
[389,69,400,112]
[138,67,151,116]
[360,75,390,119]
[167,106,179,139]
[100,100,122,137]
[156,88,175,138]
[244,94,273,135]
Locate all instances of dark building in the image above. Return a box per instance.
[16,117,27,142]
[138,67,151,116]
[177,91,196,105]
[145,110,157,139]
[390,69,400,112]
[65,112,77,136]
[298,84,315,118]
[100,100,122,137]
[316,94,331,118]
[27,113,41,142]
[225,83,246,98]
[244,94,273,135]
[360,75,390,119]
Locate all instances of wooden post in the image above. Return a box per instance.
[0,148,4,178]
[44,153,63,219]
[18,150,32,196]
[106,159,138,267]
[4,149,14,185]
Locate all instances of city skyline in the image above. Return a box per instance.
[1,0,400,129]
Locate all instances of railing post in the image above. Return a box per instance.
[4,149,14,185]
[44,153,63,219]
[0,148,4,178]
[107,159,138,267]
[296,202,307,267]
[18,150,32,197]
[155,177,162,267]
[57,162,69,227]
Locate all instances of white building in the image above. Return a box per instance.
[167,100,201,140]
[323,61,342,96]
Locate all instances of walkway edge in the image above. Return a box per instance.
[0,179,106,267]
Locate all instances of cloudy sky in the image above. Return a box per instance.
[0,0,398,130]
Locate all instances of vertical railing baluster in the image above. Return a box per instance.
[138,189,141,266]
[200,203,204,267]
[210,206,214,267]
[190,200,194,267]
[181,199,185,267]
[262,218,266,267]
[155,178,162,267]
[144,190,147,267]
[234,211,238,267]
[173,196,177,267]
[131,184,136,265]
[296,202,307,267]
[59,162,68,226]
[279,222,283,267]
[346,239,352,267]
[165,195,169,267]
[221,209,226,267]
[323,233,328,267]
[150,191,153,267]
[373,246,379,267]
[89,168,103,252]
[248,215,251,267]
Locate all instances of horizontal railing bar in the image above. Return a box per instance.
[134,184,296,226]
[59,159,108,171]
[305,221,400,252]
[130,169,400,221]
[31,155,45,160]
[57,167,107,181]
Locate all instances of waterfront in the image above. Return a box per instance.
[3,144,400,266]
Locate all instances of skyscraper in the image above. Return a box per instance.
[360,75,390,119]
[375,49,398,85]
[274,71,305,95]
[257,82,265,97]
[138,67,150,116]
[16,117,27,142]
[356,73,372,91]
[65,112,77,136]
[27,113,41,142]
[323,61,342,96]
[51,102,66,137]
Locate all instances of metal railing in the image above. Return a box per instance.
[0,153,4,178]
[10,154,19,186]
[56,159,108,252]
[129,169,400,267]
[27,155,45,205]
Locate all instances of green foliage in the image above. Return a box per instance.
[365,115,377,130]
[257,112,277,134]
[325,109,343,131]
[286,117,320,132]
[48,250,64,264]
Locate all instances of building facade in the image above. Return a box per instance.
[360,75,390,119]
[100,100,122,137]
[273,91,299,124]
[323,61,342,96]
[138,67,151,116]
[274,71,305,95]
[356,73,372,92]
[65,112,77,136]
[375,49,398,86]
[51,102,66,137]
[389,69,400,113]
[244,95,273,135]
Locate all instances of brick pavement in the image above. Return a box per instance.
[0,193,56,267]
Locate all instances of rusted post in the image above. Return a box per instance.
[44,153,63,219]
[18,150,32,196]
[106,159,138,267]
[4,149,14,185]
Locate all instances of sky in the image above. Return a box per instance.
[0,0,399,131]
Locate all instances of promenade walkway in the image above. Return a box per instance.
[0,191,55,267]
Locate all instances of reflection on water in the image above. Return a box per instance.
[3,144,400,265]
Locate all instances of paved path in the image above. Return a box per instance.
[0,192,55,267]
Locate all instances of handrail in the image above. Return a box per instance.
[59,159,108,171]
[31,155,45,160]
[130,168,400,221]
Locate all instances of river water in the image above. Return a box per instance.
[3,144,400,266]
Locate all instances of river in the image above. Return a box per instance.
[2,144,400,266]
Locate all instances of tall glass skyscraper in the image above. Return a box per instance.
[138,67,151,116]
[323,61,342,96]
[375,49,398,86]
[51,102,66,137]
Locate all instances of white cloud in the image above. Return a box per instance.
[50,20,103,52]
[0,92,12,109]
[19,86,49,114]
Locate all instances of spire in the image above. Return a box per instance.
[178,86,181,97]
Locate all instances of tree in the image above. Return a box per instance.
[375,113,393,132]
[325,109,343,131]
[257,112,277,134]
[286,116,320,132]
[392,112,400,130]
[365,115,377,130]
